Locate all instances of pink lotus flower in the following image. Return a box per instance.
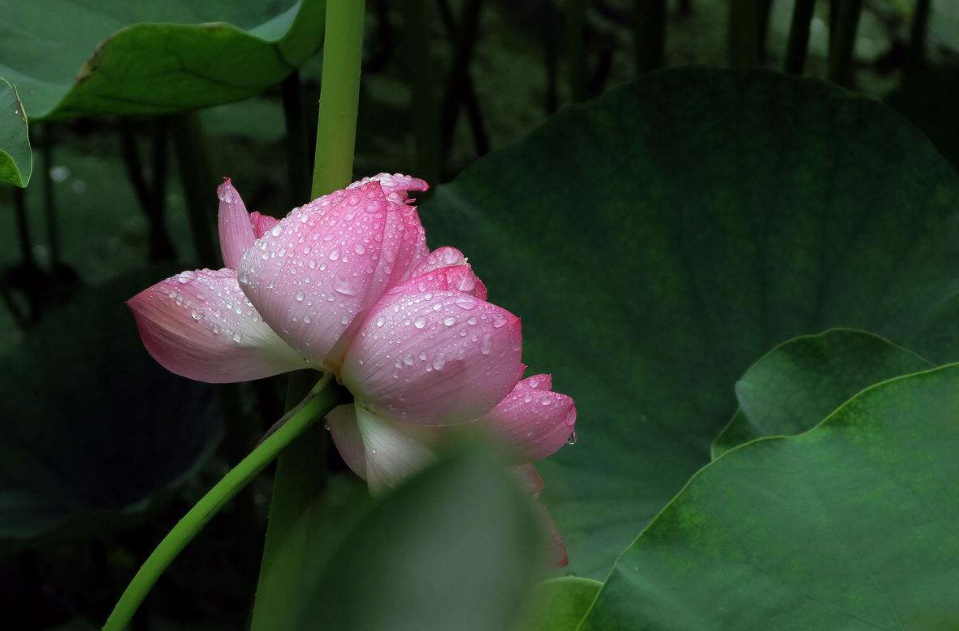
[127,173,576,565]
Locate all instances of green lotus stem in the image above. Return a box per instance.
[565,0,587,102]
[728,0,758,66]
[281,72,311,205]
[170,112,218,267]
[633,0,667,73]
[312,0,366,198]
[827,0,863,87]
[102,373,338,631]
[784,0,816,74]
[41,124,61,266]
[906,0,931,72]
[407,0,441,184]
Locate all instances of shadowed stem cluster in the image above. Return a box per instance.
[102,373,342,631]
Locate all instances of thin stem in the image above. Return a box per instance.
[544,6,560,113]
[784,0,816,74]
[566,0,588,103]
[728,0,758,66]
[102,373,338,631]
[633,0,667,73]
[405,0,441,184]
[828,0,863,87]
[170,112,218,267]
[906,0,931,73]
[312,0,367,198]
[438,0,485,171]
[14,185,36,268]
[41,124,61,266]
[756,0,773,62]
[281,72,311,205]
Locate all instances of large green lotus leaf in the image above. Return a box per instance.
[0,0,325,120]
[580,364,959,629]
[292,449,542,631]
[712,328,933,458]
[420,67,959,576]
[0,268,222,548]
[0,77,31,187]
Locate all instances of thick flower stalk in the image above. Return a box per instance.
[128,173,576,564]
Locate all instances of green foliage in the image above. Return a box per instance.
[518,577,602,631]
[278,448,542,631]
[0,0,326,120]
[0,77,31,187]
[0,268,222,550]
[712,328,933,458]
[422,67,959,577]
[251,432,370,631]
[580,364,959,629]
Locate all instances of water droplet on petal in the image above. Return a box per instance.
[566,431,578,446]
[413,316,427,329]
[443,315,457,326]
[334,276,357,296]
[481,334,492,355]
[176,271,196,284]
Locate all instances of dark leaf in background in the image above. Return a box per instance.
[581,364,959,629]
[0,0,326,120]
[293,448,542,631]
[712,327,933,458]
[888,64,959,174]
[0,268,222,550]
[0,77,31,187]
[422,67,959,577]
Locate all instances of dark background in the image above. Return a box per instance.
[1,1,957,629]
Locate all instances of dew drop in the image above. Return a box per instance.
[443,315,457,326]
[481,334,492,355]
[413,316,427,329]
[454,296,476,310]
[296,291,305,301]
[334,276,357,296]
[566,431,578,446]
